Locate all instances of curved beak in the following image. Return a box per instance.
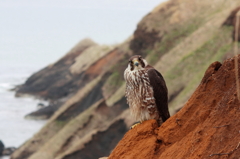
[133,59,139,67]
[134,61,139,67]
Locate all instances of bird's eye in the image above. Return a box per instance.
[138,56,142,59]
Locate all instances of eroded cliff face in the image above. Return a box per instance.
[11,42,132,159]
[16,38,97,100]
[11,0,240,159]
[223,6,240,41]
[109,56,240,159]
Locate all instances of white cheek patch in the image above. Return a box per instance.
[127,64,132,70]
[143,59,148,66]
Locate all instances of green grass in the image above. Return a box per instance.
[146,0,231,66]
[165,26,233,112]
[107,71,124,87]
[102,70,125,100]
[146,19,204,65]
[55,120,69,128]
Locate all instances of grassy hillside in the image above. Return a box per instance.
[12,0,240,159]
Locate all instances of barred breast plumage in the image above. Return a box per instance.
[124,69,158,122]
[124,55,170,126]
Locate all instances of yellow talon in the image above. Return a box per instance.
[131,122,142,129]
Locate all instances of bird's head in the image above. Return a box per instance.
[127,55,148,71]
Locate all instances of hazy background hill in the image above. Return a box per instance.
[8,0,240,158]
[0,0,164,152]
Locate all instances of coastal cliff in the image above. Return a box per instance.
[109,57,240,158]
[12,0,240,158]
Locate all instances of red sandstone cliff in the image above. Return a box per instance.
[11,0,240,158]
[109,56,240,159]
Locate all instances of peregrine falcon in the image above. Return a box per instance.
[124,55,170,128]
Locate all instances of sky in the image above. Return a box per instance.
[0,0,169,148]
[0,0,167,68]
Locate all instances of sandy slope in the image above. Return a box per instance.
[109,56,240,159]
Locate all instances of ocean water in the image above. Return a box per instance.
[0,3,167,158]
[0,60,48,159]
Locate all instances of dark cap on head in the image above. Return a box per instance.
[129,55,142,61]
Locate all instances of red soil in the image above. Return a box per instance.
[85,49,122,76]
[109,56,240,159]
